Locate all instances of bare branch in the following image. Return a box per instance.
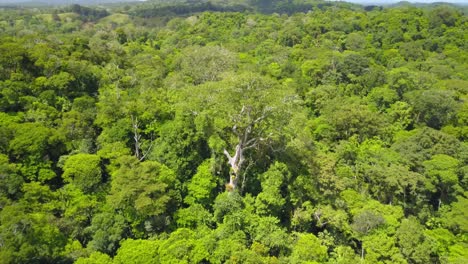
[139,137,155,162]
[314,210,329,227]
[238,151,245,169]
[243,125,251,143]
[131,115,155,162]
[232,124,242,137]
[131,115,141,159]
[243,138,258,150]
[252,113,267,125]
[223,148,233,163]
[240,161,253,194]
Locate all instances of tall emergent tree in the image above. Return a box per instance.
[180,73,298,191]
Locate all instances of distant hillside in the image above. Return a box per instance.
[0,0,144,6]
[344,0,468,6]
[1,0,467,8]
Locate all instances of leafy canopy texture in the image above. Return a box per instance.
[0,1,466,263]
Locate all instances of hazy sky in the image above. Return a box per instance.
[323,0,468,4]
[343,0,467,3]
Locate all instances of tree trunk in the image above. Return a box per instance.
[361,242,365,261]
[131,115,154,162]
[223,106,266,191]
[131,115,141,160]
[224,143,245,191]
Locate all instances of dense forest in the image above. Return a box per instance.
[0,0,467,263]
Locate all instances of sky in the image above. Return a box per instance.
[342,0,467,3]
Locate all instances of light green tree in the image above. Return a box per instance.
[290,233,328,264]
[62,153,102,193]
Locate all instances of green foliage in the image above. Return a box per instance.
[108,156,180,235]
[0,154,22,200]
[150,114,208,182]
[59,95,97,152]
[352,210,385,237]
[176,204,213,228]
[362,230,406,263]
[423,154,462,202]
[290,233,328,263]
[86,207,128,255]
[185,159,218,207]
[158,228,209,263]
[439,195,468,234]
[213,191,244,223]
[62,153,102,193]
[404,89,458,129]
[175,45,237,85]
[0,183,66,263]
[8,122,64,181]
[113,239,160,264]
[396,217,435,263]
[255,162,290,217]
[0,2,466,263]
[320,97,387,141]
[75,252,113,264]
[392,127,461,171]
[329,246,360,264]
[57,185,99,242]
